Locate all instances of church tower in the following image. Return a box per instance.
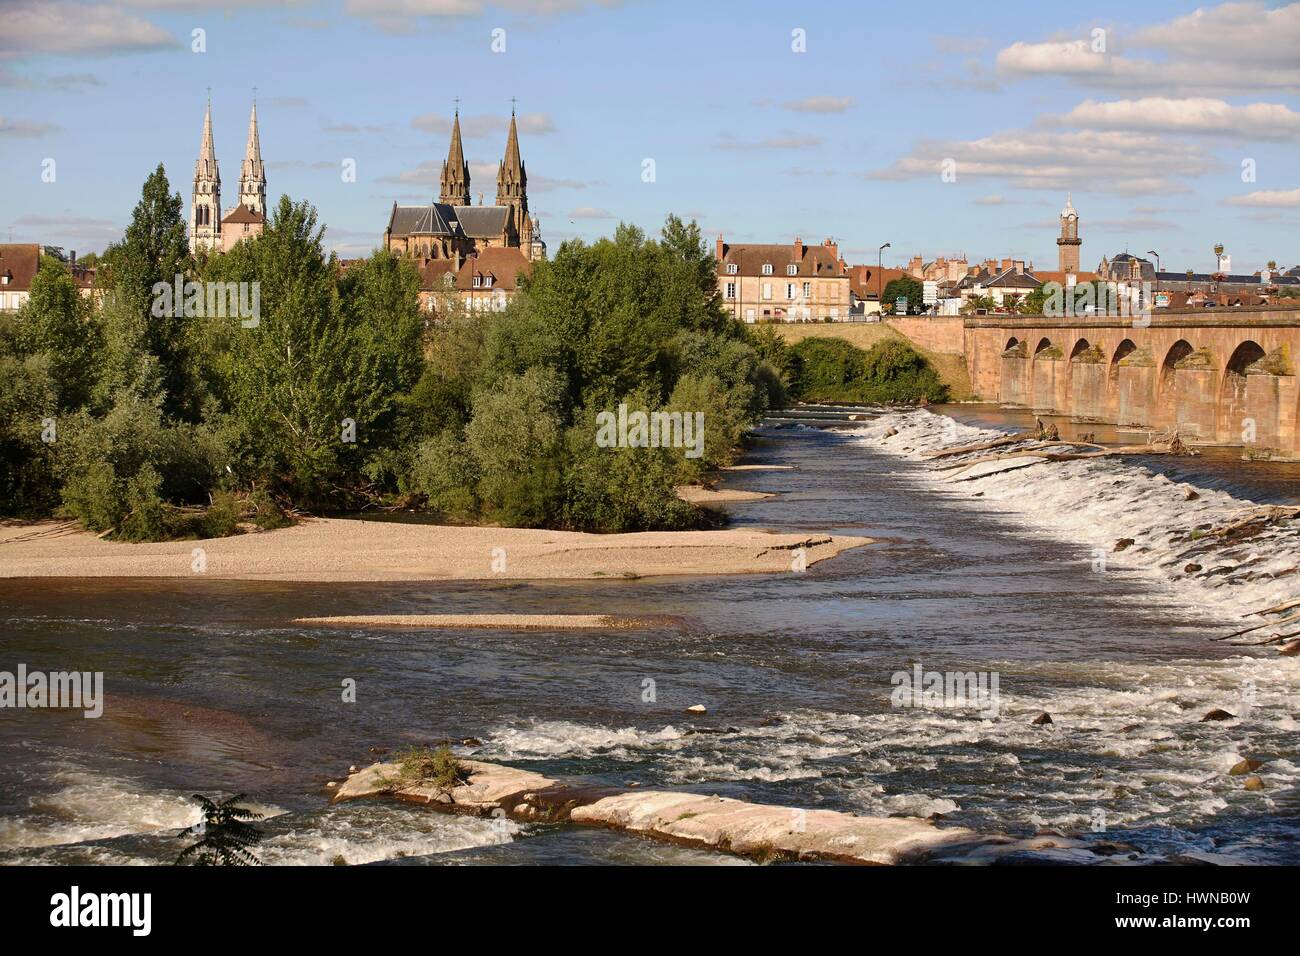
[190,96,222,254]
[238,98,266,217]
[1057,193,1081,274]
[496,105,531,255]
[439,108,471,206]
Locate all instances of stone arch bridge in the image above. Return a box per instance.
[963,309,1300,455]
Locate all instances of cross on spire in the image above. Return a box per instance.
[511,96,516,116]
[454,96,460,116]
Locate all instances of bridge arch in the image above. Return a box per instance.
[1068,338,1106,421]
[998,336,1029,405]
[1217,340,1278,447]
[1110,338,1153,427]
[1030,336,1064,413]
[1158,340,1215,437]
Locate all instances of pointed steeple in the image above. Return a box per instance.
[239,96,267,217]
[497,101,526,199]
[196,94,220,185]
[439,103,470,206]
[191,93,222,254]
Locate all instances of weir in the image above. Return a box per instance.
[963,307,1300,456]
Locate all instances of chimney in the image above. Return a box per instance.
[715,234,725,261]
[821,237,837,259]
[793,236,804,261]
[909,255,923,275]
[1013,259,1024,274]
[70,250,77,265]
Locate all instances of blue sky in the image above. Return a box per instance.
[2,0,1299,273]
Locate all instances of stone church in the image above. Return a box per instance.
[189,96,267,255]
[383,107,544,263]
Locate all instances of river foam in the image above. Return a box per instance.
[854,408,1300,623]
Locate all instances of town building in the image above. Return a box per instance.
[384,108,544,263]
[188,96,267,255]
[0,245,98,312]
[715,236,850,322]
[413,246,533,315]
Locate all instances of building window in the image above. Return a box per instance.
[725,282,736,299]
[787,264,797,276]
[761,263,773,275]
[761,282,772,300]
[726,263,737,275]
[786,283,796,299]
[473,275,482,288]
[745,308,755,322]
[803,282,811,298]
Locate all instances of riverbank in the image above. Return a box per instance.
[0,517,869,582]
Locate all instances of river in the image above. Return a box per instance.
[1,405,1296,865]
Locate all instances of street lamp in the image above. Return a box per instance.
[1147,250,1160,305]
[878,242,891,314]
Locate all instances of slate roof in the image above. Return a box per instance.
[454,205,509,239]
[386,202,464,238]
[717,242,846,279]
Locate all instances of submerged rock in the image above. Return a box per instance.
[1229,758,1264,776]
[1114,538,1135,552]
[1200,709,1235,722]
[1243,775,1266,791]
[1031,712,1053,726]
[1279,639,1300,657]
[686,704,707,714]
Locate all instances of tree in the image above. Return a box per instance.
[14,256,102,411]
[1017,283,1051,316]
[100,165,193,418]
[881,276,924,315]
[175,794,265,866]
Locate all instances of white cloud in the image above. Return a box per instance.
[866,128,1216,194]
[782,96,853,114]
[1223,189,1300,207]
[0,1,175,56]
[1044,97,1300,141]
[993,3,1300,94]
[568,206,614,219]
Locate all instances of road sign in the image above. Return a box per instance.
[923,281,938,304]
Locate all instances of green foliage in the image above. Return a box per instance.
[13,257,102,411]
[16,192,780,537]
[1017,284,1051,315]
[0,326,59,516]
[881,276,924,315]
[175,793,265,866]
[100,165,194,419]
[786,336,947,404]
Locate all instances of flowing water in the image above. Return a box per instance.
[1,406,1297,865]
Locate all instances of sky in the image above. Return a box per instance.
[1,0,1299,274]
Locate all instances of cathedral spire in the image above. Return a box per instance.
[197,95,219,184]
[239,96,266,217]
[190,95,222,253]
[439,103,471,206]
[496,101,530,255]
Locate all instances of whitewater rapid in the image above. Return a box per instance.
[853,408,1300,624]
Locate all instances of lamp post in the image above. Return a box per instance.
[878,242,891,315]
[1147,250,1160,307]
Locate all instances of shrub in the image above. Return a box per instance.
[786,336,947,404]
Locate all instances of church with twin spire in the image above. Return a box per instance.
[189,94,267,255]
[383,105,544,263]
